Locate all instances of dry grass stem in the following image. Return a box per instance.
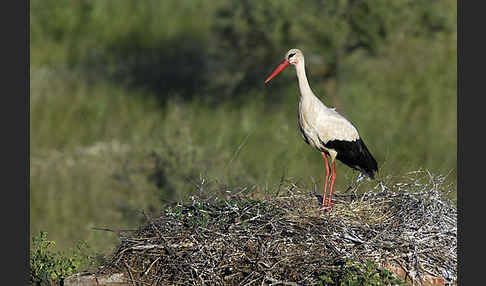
[95,170,456,285]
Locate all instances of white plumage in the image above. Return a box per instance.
[265,48,378,213]
[299,95,360,146]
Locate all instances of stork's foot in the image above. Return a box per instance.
[317,207,331,214]
[315,194,334,214]
[317,203,335,214]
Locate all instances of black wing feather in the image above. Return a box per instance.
[323,138,378,179]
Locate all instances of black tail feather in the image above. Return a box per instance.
[323,138,378,179]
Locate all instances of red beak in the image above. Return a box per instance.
[265,59,290,83]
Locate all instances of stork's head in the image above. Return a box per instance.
[285,48,304,65]
[265,48,304,83]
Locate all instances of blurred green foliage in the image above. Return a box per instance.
[30,0,456,254]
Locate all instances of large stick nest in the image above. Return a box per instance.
[98,170,456,285]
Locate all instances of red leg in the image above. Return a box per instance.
[327,160,336,210]
[320,152,330,214]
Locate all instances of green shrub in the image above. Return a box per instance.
[30,231,93,285]
[318,259,405,286]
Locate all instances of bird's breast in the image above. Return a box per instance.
[298,102,323,150]
[298,97,360,150]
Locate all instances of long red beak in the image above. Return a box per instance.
[265,59,290,83]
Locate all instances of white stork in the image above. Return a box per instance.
[265,48,378,213]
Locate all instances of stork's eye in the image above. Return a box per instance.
[288,53,296,59]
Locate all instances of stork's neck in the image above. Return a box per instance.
[295,60,314,99]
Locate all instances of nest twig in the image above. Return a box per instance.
[97,170,456,285]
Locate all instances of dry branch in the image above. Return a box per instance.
[96,170,456,285]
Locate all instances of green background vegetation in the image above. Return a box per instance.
[30,0,456,259]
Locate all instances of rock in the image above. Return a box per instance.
[64,272,127,286]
